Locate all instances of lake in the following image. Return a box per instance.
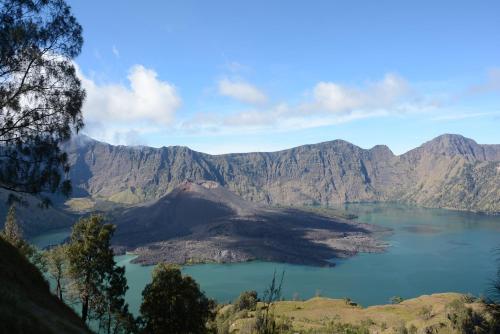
[31,203,500,316]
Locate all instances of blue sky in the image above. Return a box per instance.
[68,0,500,154]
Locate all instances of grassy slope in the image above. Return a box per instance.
[225,293,490,333]
[0,238,90,334]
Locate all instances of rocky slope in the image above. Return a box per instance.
[111,180,387,266]
[63,134,500,213]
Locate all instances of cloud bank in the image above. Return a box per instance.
[78,65,181,144]
[183,73,418,133]
[76,63,496,146]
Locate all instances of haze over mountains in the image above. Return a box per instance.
[65,134,500,214]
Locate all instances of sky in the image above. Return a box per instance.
[68,0,500,154]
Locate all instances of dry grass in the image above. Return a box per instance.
[225,293,489,333]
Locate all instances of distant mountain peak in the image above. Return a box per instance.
[419,133,483,158]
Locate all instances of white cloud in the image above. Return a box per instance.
[78,65,181,145]
[313,73,410,113]
[218,78,268,105]
[183,73,417,134]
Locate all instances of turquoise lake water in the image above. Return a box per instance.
[31,203,500,316]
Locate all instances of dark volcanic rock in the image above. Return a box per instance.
[112,180,388,266]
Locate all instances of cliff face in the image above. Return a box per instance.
[64,134,500,213]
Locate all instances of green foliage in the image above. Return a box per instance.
[390,296,404,304]
[1,204,45,270]
[139,263,215,334]
[44,244,69,301]
[67,215,115,323]
[213,291,259,334]
[1,205,21,246]
[66,214,135,333]
[0,0,85,203]
[234,290,258,312]
[97,265,138,334]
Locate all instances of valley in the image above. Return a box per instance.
[31,203,500,314]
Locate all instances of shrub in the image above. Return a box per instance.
[390,296,404,304]
[234,290,258,312]
[462,293,477,303]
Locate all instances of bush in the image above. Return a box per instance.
[390,296,404,304]
[234,290,258,312]
[462,293,477,303]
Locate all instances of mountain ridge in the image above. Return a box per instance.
[63,133,500,213]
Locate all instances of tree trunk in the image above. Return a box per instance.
[81,296,89,323]
[56,278,63,301]
[107,306,111,334]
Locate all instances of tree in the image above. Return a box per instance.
[140,263,215,334]
[0,204,22,246]
[44,244,68,301]
[0,0,85,205]
[0,203,44,270]
[66,215,116,323]
[66,215,136,331]
[98,265,137,334]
